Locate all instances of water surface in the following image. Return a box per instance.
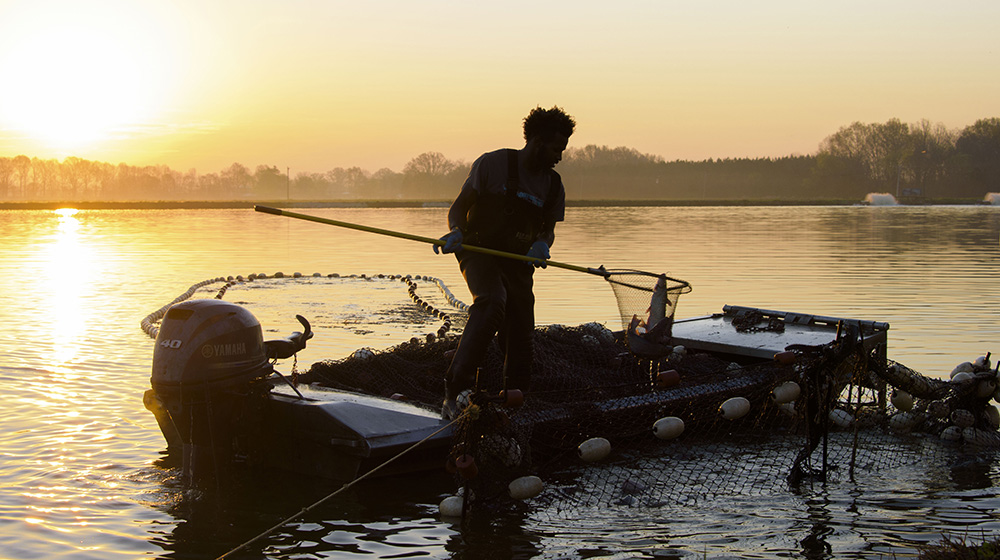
[1,205,999,559]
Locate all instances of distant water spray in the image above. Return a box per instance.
[984,192,1000,205]
[864,193,898,206]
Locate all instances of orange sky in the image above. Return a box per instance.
[0,0,997,174]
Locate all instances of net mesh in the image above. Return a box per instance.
[147,272,998,520]
[604,269,691,332]
[298,273,1000,520]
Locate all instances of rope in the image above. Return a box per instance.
[140,272,470,341]
[215,413,465,560]
[138,271,477,557]
[140,277,226,339]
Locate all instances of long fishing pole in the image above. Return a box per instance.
[254,205,610,277]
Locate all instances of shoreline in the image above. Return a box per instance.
[0,198,988,210]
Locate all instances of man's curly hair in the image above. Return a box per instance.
[523,106,576,141]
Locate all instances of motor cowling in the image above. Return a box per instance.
[147,299,273,486]
[151,299,271,391]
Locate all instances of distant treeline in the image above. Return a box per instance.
[1,118,997,203]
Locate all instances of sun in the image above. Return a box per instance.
[0,7,170,152]
[0,27,152,149]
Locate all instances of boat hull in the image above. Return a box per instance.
[259,386,453,480]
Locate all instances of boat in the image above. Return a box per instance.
[141,271,1000,523]
[142,282,903,489]
[143,297,456,486]
[140,211,1000,517]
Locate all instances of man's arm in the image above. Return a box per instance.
[538,171,564,249]
[448,186,477,232]
[538,226,555,248]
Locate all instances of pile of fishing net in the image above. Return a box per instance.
[139,271,997,519]
[298,272,1000,519]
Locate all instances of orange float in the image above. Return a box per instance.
[455,454,478,479]
[656,369,680,388]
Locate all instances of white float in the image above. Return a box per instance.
[652,416,685,440]
[950,409,975,428]
[439,495,464,517]
[962,427,999,447]
[952,371,973,383]
[455,389,473,409]
[772,381,801,404]
[577,437,611,462]
[483,434,522,468]
[927,400,950,419]
[719,397,751,420]
[889,411,918,432]
[829,409,853,429]
[940,425,963,442]
[508,475,544,500]
[986,406,1000,430]
[978,379,997,398]
[352,348,374,360]
[890,389,913,412]
[951,363,974,378]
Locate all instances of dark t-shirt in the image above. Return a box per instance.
[461,148,566,224]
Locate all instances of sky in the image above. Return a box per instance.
[0,0,997,175]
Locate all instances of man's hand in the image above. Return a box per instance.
[434,227,463,254]
[526,240,550,268]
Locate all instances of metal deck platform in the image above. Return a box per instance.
[670,305,889,360]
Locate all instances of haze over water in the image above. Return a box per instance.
[1,204,999,559]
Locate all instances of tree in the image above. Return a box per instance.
[222,163,252,197]
[819,119,916,192]
[179,168,199,197]
[906,119,956,197]
[116,163,137,199]
[0,158,13,198]
[868,119,912,189]
[157,165,181,200]
[200,172,230,198]
[402,152,458,200]
[403,152,457,176]
[12,155,30,198]
[564,145,664,167]
[254,165,287,198]
[32,158,58,199]
[292,172,327,199]
[323,167,370,198]
[560,145,666,199]
[370,167,403,199]
[955,118,1000,195]
[60,157,92,199]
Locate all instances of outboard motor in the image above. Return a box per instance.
[146,299,273,487]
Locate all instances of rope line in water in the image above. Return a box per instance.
[140,272,470,341]
[140,277,225,339]
[140,271,476,558]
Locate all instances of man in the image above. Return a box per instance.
[433,106,576,420]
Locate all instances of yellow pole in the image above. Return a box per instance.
[254,205,608,277]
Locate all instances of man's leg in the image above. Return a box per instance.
[444,252,507,401]
[498,260,535,392]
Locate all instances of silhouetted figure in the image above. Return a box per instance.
[434,106,576,419]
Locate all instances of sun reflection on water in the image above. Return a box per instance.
[42,208,95,370]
